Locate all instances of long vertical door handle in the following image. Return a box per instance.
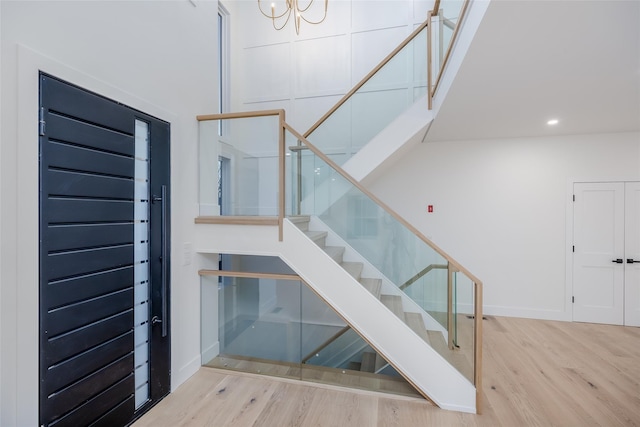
[160,185,168,337]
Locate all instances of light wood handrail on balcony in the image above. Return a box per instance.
[199,269,300,281]
[196,109,285,121]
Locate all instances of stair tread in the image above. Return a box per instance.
[304,230,328,247]
[360,352,376,373]
[341,261,363,280]
[380,295,405,321]
[359,278,382,298]
[404,312,430,343]
[289,215,310,231]
[288,215,310,223]
[426,330,449,353]
[324,246,345,263]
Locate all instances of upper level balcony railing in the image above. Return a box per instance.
[300,0,471,166]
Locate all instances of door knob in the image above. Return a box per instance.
[628,259,638,264]
[612,259,623,264]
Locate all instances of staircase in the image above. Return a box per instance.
[290,215,473,381]
[196,0,486,413]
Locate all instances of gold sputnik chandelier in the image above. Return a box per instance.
[258,0,329,35]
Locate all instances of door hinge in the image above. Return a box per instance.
[39,107,46,136]
[572,245,575,252]
[572,194,575,202]
[572,296,575,303]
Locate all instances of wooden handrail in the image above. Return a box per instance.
[195,216,278,226]
[199,269,300,281]
[303,20,430,138]
[432,0,441,14]
[398,263,448,291]
[301,325,351,363]
[197,109,284,121]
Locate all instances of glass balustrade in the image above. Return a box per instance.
[196,0,481,401]
[198,114,281,216]
[286,128,478,382]
[305,25,428,166]
[200,255,421,397]
[451,269,477,383]
[430,0,470,93]
[288,131,446,303]
[198,116,481,386]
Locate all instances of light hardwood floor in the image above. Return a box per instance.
[133,317,640,426]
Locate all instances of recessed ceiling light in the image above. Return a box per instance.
[547,119,559,125]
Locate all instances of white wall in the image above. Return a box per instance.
[367,131,640,321]
[227,0,434,133]
[0,1,217,425]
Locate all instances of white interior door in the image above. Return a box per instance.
[624,182,640,326]
[573,182,625,325]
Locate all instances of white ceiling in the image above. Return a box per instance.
[426,0,640,142]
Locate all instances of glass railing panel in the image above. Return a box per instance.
[439,0,466,28]
[288,140,446,286]
[430,0,469,94]
[198,114,280,216]
[402,266,448,329]
[200,258,421,397]
[452,270,476,383]
[285,130,479,383]
[202,274,302,380]
[299,283,420,397]
[305,26,428,166]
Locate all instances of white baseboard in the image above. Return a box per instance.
[172,354,203,393]
[483,305,571,322]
